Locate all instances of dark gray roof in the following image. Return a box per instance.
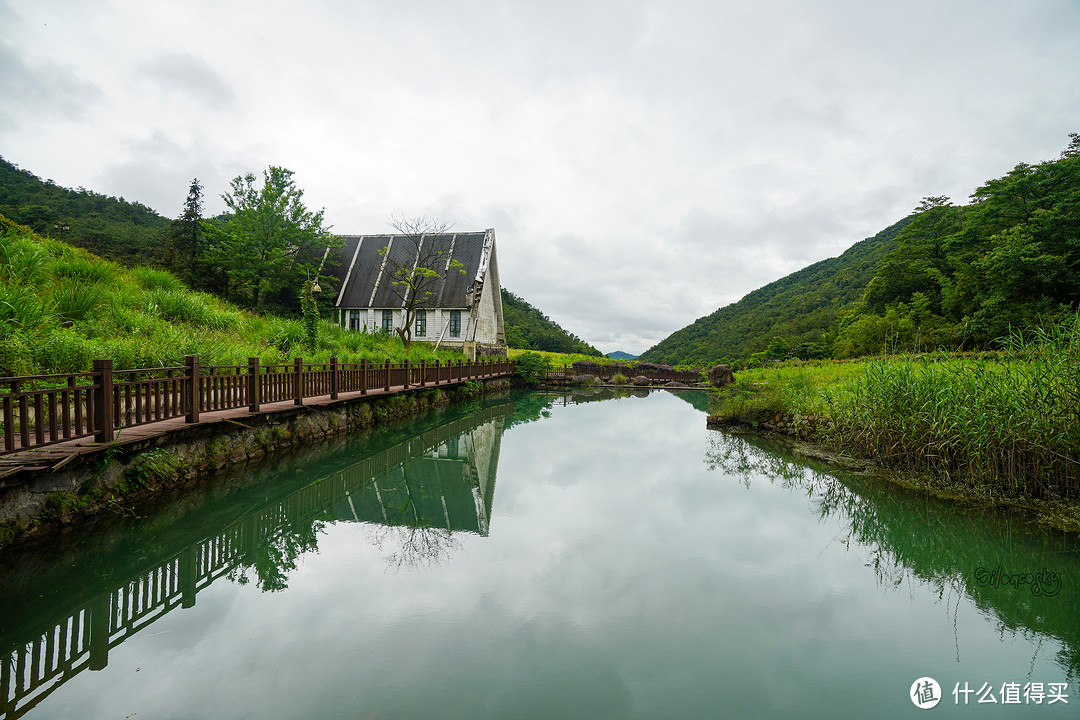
[328,231,492,309]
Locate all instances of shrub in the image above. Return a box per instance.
[53,255,119,285]
[131,266,186,292]
[515,352,552,386]
[53,281,106,325]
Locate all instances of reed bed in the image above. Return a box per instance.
[827,316,1080,498]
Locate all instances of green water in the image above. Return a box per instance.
[1,389,1077,719]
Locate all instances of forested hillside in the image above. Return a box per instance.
[831,134,1080,356]
[0,156,170,266]
[639,218,911,365]
[500,288,602,356]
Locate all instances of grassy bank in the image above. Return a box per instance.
[709,315,1080,520]
[0,217,465,376]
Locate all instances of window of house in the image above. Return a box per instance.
[449,310,461,337]
[415,310,426,337]
[349,310,361,330]
[382,310,393,334]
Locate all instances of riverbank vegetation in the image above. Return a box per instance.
[710,314,1080,520]
[0,216,465,376]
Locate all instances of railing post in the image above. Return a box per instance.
[420,360,426,387]
[88,593,110,671]
[360,358,368,395]
[384,359,391,392]
[3,381,15,452]
[434,360,440,385]
[185,355,200,424]
[294,357,303,406]
[404,359,410,389]
[330,357,339,399]
[180,545,196,608]
[93,358,114,442]
[248,357,260,412]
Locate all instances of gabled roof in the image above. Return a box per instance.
[328,230,494,309]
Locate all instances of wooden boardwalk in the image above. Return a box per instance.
[0,371,511,484]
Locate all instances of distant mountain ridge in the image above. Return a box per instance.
[606,351,637,360]
[639,218,912,365]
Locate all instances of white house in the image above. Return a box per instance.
[325,228,506,356]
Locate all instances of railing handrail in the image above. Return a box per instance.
[1,355,516,456]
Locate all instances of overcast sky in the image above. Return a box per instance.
[2,0,1078,354]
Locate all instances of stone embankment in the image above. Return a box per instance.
[706,411,834,440]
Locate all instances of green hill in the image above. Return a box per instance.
[0,156,170,266]
[606,351,637,360]
[501,288,602,356]
[639,218,912,365]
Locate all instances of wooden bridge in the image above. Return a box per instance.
[0,356,515,480]
[0,403,511,720]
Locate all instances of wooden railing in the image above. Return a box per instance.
[0,356,515,455]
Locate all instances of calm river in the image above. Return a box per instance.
[1,389,1077,718]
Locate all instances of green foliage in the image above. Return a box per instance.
[764,336,790,361]
[611,372,628,385]
[124,449,183,491]
[52,281,107,325]
[131,265,186,292]
[500,288,603,356]
[301,282,320,353]
[203,166,340,312]
[514,351,553,386]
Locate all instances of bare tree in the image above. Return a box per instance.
[378,215,465,349]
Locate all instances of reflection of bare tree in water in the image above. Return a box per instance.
[366,522,462,570]
[704,429,1080,678]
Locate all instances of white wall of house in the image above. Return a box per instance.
[337,307,472,342]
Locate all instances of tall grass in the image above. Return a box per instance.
[828,315,1080,498]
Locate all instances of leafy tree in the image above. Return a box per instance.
[763,336,790,361]
[375,216,465,349]
[203,166,338,311]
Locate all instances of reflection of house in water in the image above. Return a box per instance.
[0,405,510,720]
[334,407,502,536]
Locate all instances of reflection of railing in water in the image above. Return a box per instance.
[1,404,510,720]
